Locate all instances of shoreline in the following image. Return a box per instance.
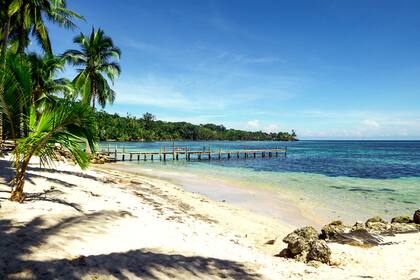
[96,162,322,229]
[0,158,419,279]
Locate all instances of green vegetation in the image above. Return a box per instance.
[0,0,296,202]
[0,0,106,202]
[64,28,121,109]
[95,111,298,142]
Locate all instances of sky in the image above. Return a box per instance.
[43,0,420,140]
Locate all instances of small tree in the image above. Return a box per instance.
[10,101,96,202]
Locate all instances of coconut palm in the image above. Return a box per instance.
[28,52,75,110]
[63,28,121,110]
[10,100,96,202]
[1,0,83,55]
[0,51,96,202]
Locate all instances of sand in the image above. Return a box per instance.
[0,157,419,279]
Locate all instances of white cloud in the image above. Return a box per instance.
[247,120,260,129]
[362,119,380,128]
[265,124,279,132]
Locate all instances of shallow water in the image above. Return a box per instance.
[101,140,420,223]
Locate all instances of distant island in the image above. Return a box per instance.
[96,111,298,142]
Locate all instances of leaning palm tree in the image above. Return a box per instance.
[10,100,96,202]
[63,28,121,110]
[0,50,97,202]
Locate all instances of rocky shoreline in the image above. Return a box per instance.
[276,210,420,266]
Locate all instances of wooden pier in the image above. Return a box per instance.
[102,146,288,162]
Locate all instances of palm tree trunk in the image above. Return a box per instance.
[17,10,26,54]
[0,17,10,149]
[92,78,97,110]
[10,155,31,202]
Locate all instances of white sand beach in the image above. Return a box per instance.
[0,157,419,279]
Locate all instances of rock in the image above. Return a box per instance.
[280,226,330,264]
[414,210,420,224]
[319,220,350,240]
[307,240,331,264]
[391,216,412,223]
[366,216,386,225]
[265,239,276,245]
[282,226,318,256]
[277,248,292,258]
[351,221,366,231]
[283,226,318,243]
[390,223,419,234]
[287,236,311,255]
[365,216,390,234]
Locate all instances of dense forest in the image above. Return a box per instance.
[95,111,298,141]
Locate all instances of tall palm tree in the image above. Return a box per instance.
[63,28,121,110]
[1,0,83,55]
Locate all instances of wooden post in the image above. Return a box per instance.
[218,148,221,159]
[262,152,265,158]
[172,141,175,160]
[208,153,211,160]
[285,147,288,157]
[129,154,132,161]
[144,154,147,161]
[122,154,125,161]
[269,152,272,157]
[176,153,179,160]
[164,153,166,161]
[198,154,201,160]
[137,154,140,161]
[151,154,154,161]
[114,147,117,161]
[253,152,256,158]
[237,152,239,158]
[228,153,231,159]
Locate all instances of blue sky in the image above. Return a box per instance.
[45,0,420,139]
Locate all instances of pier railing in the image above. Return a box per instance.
[100,145,288,162]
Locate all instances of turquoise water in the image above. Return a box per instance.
[101,141,420,222]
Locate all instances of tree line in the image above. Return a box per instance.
[95,111,298,142]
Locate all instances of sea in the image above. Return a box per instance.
[101,140,420,225]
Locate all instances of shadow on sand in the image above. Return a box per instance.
[0,210,262,279]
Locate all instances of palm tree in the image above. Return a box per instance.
[28,53,75,110]
[1,0,83,55]
[63,28,121,110]
[0,50,96,202]
[10,100,96,202]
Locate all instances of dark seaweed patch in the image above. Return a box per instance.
[329,185,346,190]
[402,200,416,205]
[377,188,395,192]
[348,187,375,193]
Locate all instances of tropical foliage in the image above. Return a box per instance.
[63,28,121,109]
[1,0,83,54]
[95,111,298,142]
[0,0,102,202]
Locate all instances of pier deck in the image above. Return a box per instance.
[102,147,288,162]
